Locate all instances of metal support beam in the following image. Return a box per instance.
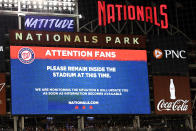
[13,116,18,131]
[81,116,84,130]
[18,0,22,30]
[133,116,140,128]
[21,116,24,131]
[136,116,140,128]
[189,115,193,130]
[77,116,81,131]
[0,10,80,18]
[18,15,22,30]
[77,116,85,131]
[185,115,194,130]
[192,94,196,109]
[75,0,79,32]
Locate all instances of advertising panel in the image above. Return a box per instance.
[153,76,192,114]
[0,73,6,115]
[9,30,146,49]
[25,15,74,32]
[150,36,188,75]
[11,46,150,114]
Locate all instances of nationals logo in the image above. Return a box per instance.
[18,48,35,64]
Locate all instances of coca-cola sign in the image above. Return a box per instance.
[153,76,192,114]
[0,73,6,115]
[157,99,189,112]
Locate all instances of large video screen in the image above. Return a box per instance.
[11,46,150,114]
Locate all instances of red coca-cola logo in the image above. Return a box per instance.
[157,99,189,112]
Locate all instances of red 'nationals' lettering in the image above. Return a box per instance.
[98,1,168,29]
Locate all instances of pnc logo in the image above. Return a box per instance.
[153,49,163,59]
[153,49,186,59]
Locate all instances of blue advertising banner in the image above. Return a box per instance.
[25,15,74,32]
[11,46,150,115]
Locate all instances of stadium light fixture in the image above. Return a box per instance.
[0,0,77,13]
[0,0,80,31]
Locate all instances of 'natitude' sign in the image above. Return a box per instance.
[10,30,146,49]
[25,15,74,32]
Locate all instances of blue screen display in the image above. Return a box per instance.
[11,46,151,115]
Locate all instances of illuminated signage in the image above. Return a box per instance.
[98,1,168,29]
[25,15,74,32]
[150,36,188,75]
[11,46,150,114]
[0,73,6,115]
[153,49,186,59]
[10,30,146,49]
[153,76,192,114]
